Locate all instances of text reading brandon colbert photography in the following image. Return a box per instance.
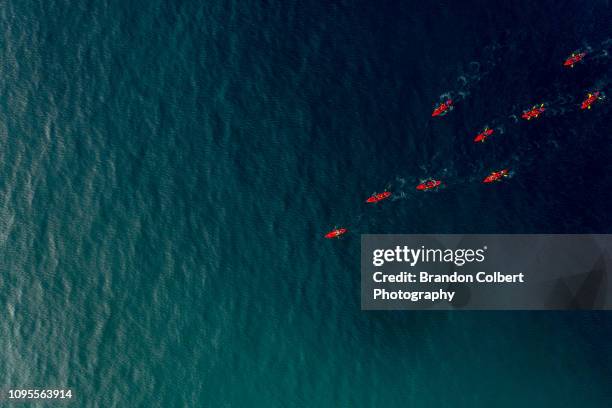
[370,246,525,303]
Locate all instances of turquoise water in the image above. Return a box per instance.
[0,0,611,406]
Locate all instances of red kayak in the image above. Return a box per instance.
[581,91,601,110]
[474,127,494,143]
[563,51,586,68]
[325,228,347,239]
[483,169,509,183]
[366,191,392,203]
[432,99,453,117]
[416,179,442,191]
[521,104,545,120]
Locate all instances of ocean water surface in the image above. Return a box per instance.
[0,0,611,406]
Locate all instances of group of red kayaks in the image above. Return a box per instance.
[325,50,605,239]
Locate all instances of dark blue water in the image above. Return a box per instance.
[0,0,610,406]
